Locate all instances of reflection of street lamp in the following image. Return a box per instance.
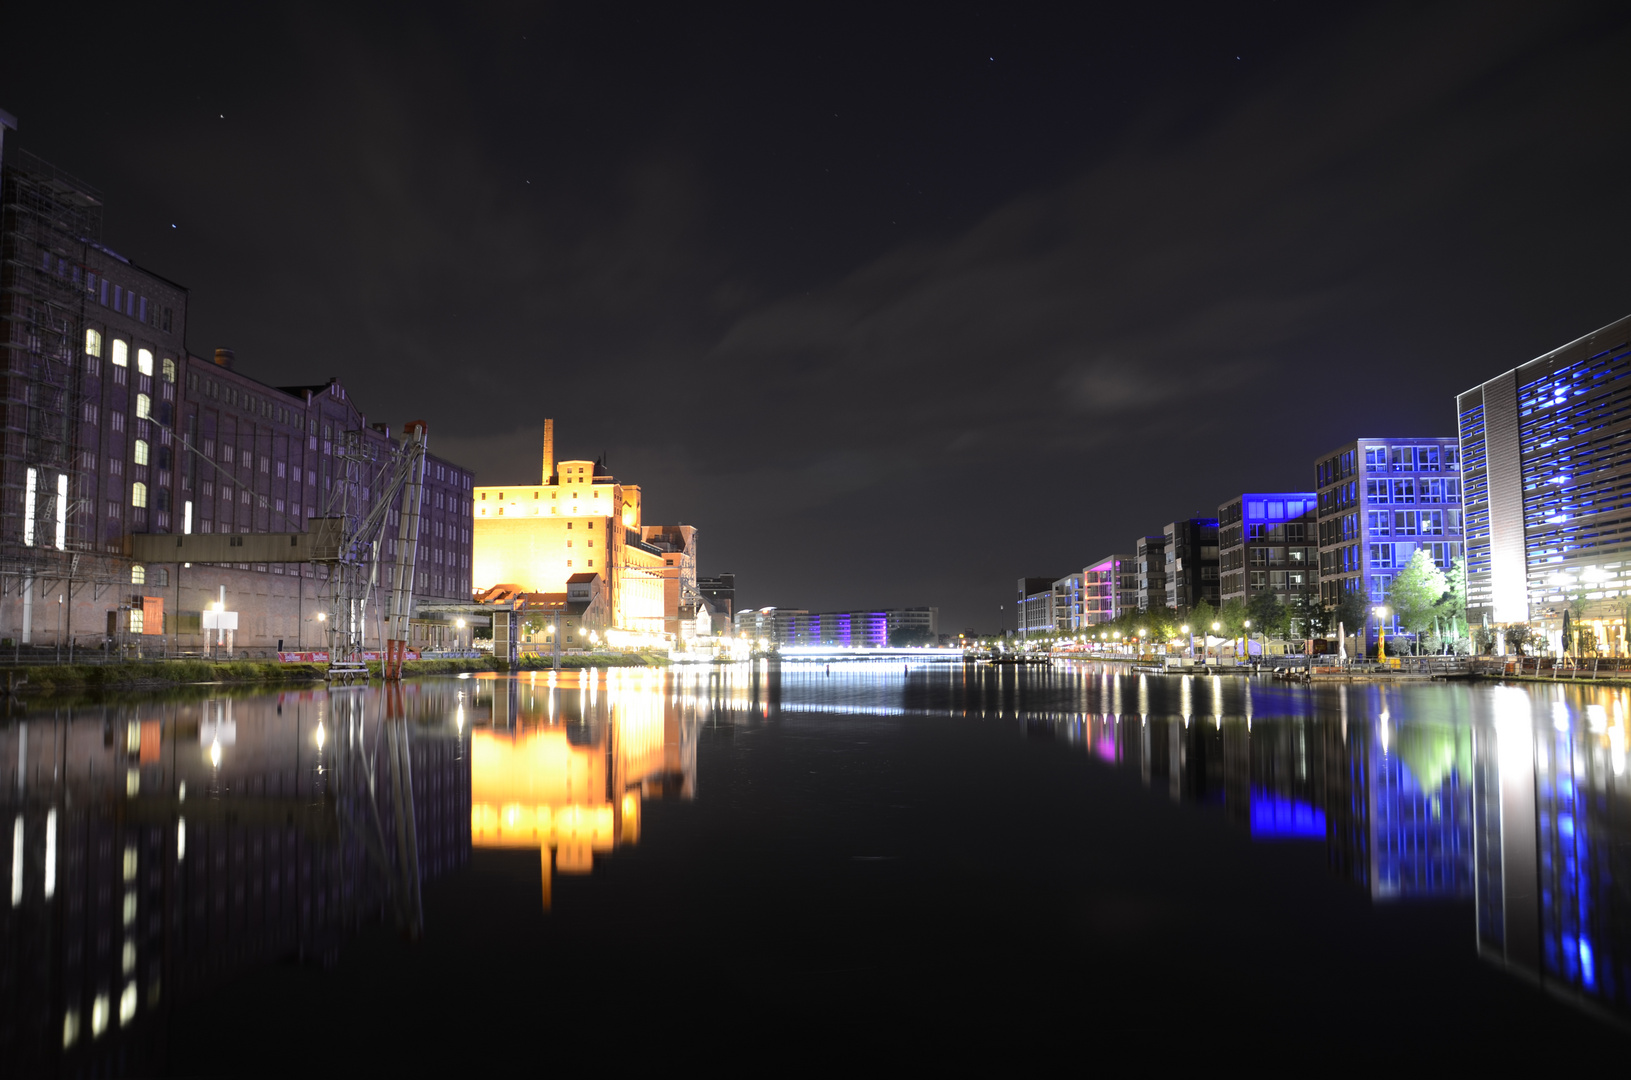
[1374,606,1390,661]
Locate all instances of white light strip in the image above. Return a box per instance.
[44,808,56,899]
[55,473,67,550]
[23,468,37,547]
[183,499,192,535]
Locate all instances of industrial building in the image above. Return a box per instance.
[471,420,698,642]
[0,117,473,655]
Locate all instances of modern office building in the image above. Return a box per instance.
[1135,535,1168,612]
[1217,493,1317,610]
[732,606,937,646]
[1458,313,1631,647]
[1016,577,1056,636]
[0,121,473,653]
[1082,554,1137,625]
[1314,436,1463,637]
[1163,517,1219,616]
[1052,572,1084,632]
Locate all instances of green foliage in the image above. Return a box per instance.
[1333,589,1371,640]
[1247,592,1290,639]
[1288,592,1325,638]
[1186,601,1217,641]
[1504,624,1533,656]
[1218,598,1249,639]
[1388,549,1449,652]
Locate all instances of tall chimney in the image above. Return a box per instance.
[541,418,554,483]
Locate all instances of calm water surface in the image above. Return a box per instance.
[4,662,1630,1071]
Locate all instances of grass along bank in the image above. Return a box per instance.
[3,651,670,696]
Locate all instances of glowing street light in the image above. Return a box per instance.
[1374,606,1390,661]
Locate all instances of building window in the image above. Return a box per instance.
[133,440,149,466]
[1365,480,1389,504]
[86,328,103,357]
[137,349,153,376]
[1391,479,1415,503]
[136,394,151,419]
[162,358,176,383]
[131,565,146,585]
[111,339,128,367]
[131,482,148,509]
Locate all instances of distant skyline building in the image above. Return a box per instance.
[1016,577,1056,636]
[1163,517,1219,616]
[1315,436,1463,634]
[1217,493,1317,609]
[732,606,938,646]
[1135,535,1168,612]
[1083,554,1137,625]
[1458,312,1631,646]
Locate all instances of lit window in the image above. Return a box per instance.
[111,339,128,367]
[135,394,151,419]
[137,349,153,376]
[131,482,148,508]
[131,564,146,585]
[133,440,149,466]
[86,328,103,356]
[162,358,176,383]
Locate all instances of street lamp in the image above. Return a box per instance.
[1211,621,1220,665]
[1181,624,1191,660]
[1374,606,1390,661]
[1243,618,1252,663]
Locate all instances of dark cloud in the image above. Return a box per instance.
[4,1,1630,630]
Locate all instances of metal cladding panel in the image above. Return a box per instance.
[1483,372,1529,623]
[126,517,345,563]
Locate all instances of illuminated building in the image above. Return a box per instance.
[1082,553,1136,625]
[1016,577,1056,636]
[642,524,698,639]
[1052,573,1084,631]
[1314,436,1463,639]
[472,421,686,639]
[732,606,937,646]
[1458,313,1631,646]
[1216,493,1316,609]
[1163,517,1219,615]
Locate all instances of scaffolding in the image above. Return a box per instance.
[0,145,102,640]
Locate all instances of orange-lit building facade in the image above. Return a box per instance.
[472,422,688,639]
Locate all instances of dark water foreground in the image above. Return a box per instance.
[3,662,1629,1072]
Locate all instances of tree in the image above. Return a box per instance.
[1334,589,1370,639]
[1288,591,1325,639]
[1437,554,1468,637]
[1248,592,1290,640]
[1504,624,1533,656]
[1388,550,1450,654]
[1186,600,1217,652]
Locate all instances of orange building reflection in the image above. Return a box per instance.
[469,670,696,908]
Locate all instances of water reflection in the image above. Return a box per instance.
[0,682,471,1076]
[466,668,699,906]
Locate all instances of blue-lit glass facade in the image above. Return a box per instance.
[1459,314,1631,633]
[1315,438,1464,634]
[1217,491,1317,608]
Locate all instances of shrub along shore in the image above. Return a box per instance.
[2,651,670,696]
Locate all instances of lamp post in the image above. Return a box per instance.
[1243,618,1252,664]
[1181,624,1191,660]
[1375,606,1390,662]
[1210,621,1220,666]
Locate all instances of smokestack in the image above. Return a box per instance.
[213,348,235,369]
[542,418,554,483]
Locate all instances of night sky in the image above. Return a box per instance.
[4,2,1631,632]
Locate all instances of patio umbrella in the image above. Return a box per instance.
[1563,608,1572,657]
